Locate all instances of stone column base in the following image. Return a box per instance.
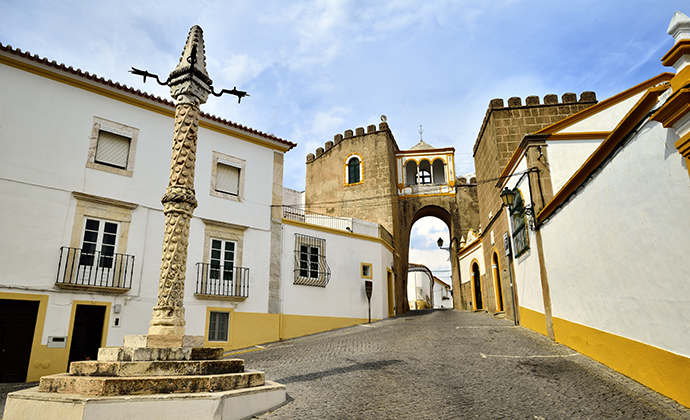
[3,381,286,420]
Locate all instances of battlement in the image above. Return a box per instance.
[473,91,598,158]
[488,91,596,109]
[306,121,391,163]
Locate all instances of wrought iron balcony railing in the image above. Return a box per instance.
[56,246,134,290]
[195,263,249,298]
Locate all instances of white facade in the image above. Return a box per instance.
[280,222,393,320]
[432,278,452,309]
[406,268,432,310]
[0,44,394,383]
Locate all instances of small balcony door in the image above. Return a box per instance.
[78,218,120,284]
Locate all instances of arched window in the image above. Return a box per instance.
[345,155,362,185]
[405,160,417,186]
[418,160,432,184]
[432,159,445,184]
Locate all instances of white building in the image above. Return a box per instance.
[432,277,452,309]
[494,12,690,407]
[0,42,393,383]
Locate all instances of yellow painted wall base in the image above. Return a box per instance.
[280,314,372,340]
[552,317,690,408]
[518,306,548,337]
[201,311,375,353]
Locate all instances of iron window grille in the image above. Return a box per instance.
[510,190,530,257]
[196,263,249,298]
[56,246,134,290]
[294,233,331,287]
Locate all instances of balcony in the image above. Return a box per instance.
[195,263,249,300]
[56,247,134,293]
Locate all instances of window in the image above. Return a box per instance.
[211,151,245,201]
[418,160,432,184]
[294,234,330,287]
[95,131,130,169]
[196,221,247,299]
[405,160,417,186]
[344,154,363,185]
[208,311,229,341]
[87,117,138,177]
[58,193,137,290]
[210,239,235,281]
[216,164,240,196]
[348,158,361,184]
[79,218,119,270]
[361,263,372,279]
[432,159,446,184]
[510,189,530,256]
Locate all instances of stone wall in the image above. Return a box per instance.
[305,122,399,235]
[472,92,597,317]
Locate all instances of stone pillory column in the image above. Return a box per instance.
[148,26,209,336]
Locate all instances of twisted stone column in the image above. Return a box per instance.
[149,103,199,336]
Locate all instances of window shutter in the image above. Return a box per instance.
[95,131,130,169]
[216,163,240,195]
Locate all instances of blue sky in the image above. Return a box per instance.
[1,0,683,285]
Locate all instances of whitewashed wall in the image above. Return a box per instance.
[0,60,281,346]
[407,270,432,308]
[559,93,644,133]
[504,159,545,314]
[280,223,393,320]
[457,236,484,286]
[547,139,604,193]
[541,120,690,357]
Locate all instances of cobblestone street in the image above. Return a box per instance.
[240,310,690,420]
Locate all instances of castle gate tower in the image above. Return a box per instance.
[304,122,478,314]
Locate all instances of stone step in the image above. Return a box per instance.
[98,346,224,362]
[38,371,265,396]
[69,359,244,377]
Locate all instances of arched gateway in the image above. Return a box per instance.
[304,122,478,314]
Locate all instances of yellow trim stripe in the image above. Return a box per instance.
[661,39,690,67]
[547,132,611,140]
[553,316,690,408]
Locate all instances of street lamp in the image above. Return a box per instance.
[437,237,462,309]
[500,187,516,208]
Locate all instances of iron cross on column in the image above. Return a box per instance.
[131,44,249,103]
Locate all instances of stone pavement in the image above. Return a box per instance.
[239,310,690,420]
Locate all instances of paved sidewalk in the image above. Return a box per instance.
[239,310,690,420]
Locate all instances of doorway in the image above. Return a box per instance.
[493,252,505,312]
[472,262,483,310]
[0,299,39,382]
[68,304,106,364]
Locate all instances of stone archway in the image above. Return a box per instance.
[396,191,477,312]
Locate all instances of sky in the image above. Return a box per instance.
[0,0,683,286]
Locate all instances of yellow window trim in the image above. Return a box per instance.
[361,262,373,279]
[204,307,235,348]
[344,153,364,186]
